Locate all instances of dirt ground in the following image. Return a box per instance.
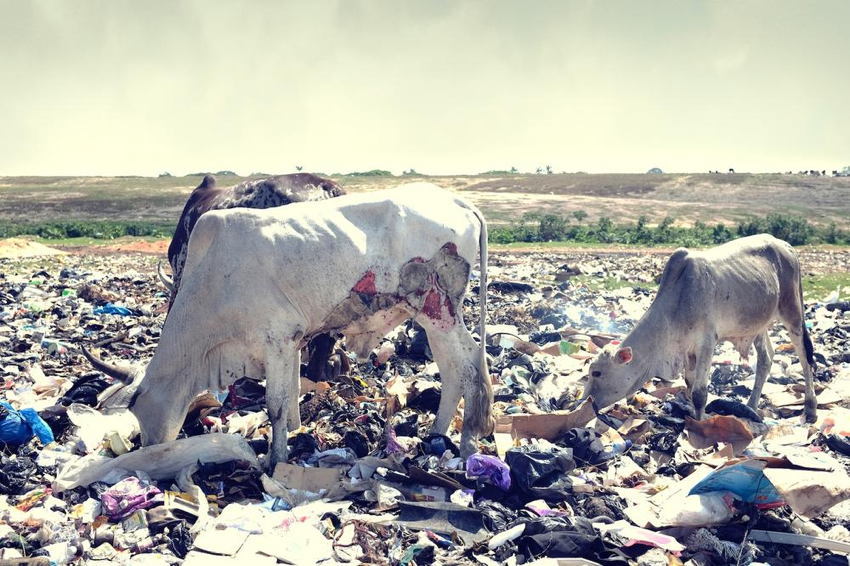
[3,172,849,228]
[0,238,67,258]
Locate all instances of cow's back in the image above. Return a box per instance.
[661,234,794,341]
[180,184,482,330]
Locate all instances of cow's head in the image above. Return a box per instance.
[583,343,640,409]
[319,178,345,198]
[82,348,189,446]
[128,370,189,446]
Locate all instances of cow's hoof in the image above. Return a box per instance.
[265,451,285,474]
[803,398,818,423]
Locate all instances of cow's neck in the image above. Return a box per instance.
[621,309,680,383]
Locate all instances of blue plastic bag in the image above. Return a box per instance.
[689,459,783,508]
[0,401,54,445]
[93,303,137,316]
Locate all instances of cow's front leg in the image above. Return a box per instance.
[287,349,302,431]
[685,338,715,419]
[265,348,297,473]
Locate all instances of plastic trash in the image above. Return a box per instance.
[689,459,784,508]
[466,453,512,490]
[53,433,259,492]
[488,522,526,549]
[397,501,489,545]
[0,401,54,445]
[66,403,139,453]
[825,434,850,457]
[41,339,71,356]
[594,520,685,554]
[101,477,163,520]
[603,439,632,458]
[657,493,737,527]
[92,303,138,316]
[705,398,763,423]
[505,444,575,500]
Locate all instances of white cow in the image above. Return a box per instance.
[584,234,817,422]
[124,183,492,469]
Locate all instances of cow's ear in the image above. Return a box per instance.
[616,347,633,364]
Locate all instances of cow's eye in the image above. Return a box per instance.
[591,371,601,378]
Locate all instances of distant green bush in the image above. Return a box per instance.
[0,221,173,240]
[342,170,393,177]
[735,213,814,246]
[489,212,849,246]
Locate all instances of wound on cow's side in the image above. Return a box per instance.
[421,287,458,324]
[422,289,443,319]
[352,270,378,296]
[400,243,469,330]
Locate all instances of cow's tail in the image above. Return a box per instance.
[798,274,816,372]
[469,206,494,436]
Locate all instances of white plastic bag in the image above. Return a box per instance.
[53,433,259,492]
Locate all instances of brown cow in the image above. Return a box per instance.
[162,174,344,306]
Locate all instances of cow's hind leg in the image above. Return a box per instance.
[265,347,298,472]
[748,331,773,411]
[418,317,493,458]
[778,293,818,422]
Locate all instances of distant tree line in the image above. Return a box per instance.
[0,221,173,240]
[490,212,849,246]
[2,213,846,247]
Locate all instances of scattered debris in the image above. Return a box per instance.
[1,247,849,564]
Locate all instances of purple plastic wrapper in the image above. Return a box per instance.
[466,453,512,491]
[100,477,163,520]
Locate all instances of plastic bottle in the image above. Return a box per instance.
[488,523,526,549]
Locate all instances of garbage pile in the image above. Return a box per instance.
[1,248,850,565]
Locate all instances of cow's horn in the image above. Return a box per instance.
[157,261,174,293]
[81,347,135,384]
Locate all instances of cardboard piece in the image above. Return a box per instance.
[493,432,515,459]
[617,418,652,441]
[768,386,843,409]
[272,462,345,493]
[763,467,850,518]
[299,377,331,394]
[240,523,334,564]
[384,374,410,417]
[622,464,716,528]
[183,551,274,565]
[684,415,753,454]
[499,398,596,441]
[267,462,359,502]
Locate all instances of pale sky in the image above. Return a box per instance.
[1,1,849,176]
